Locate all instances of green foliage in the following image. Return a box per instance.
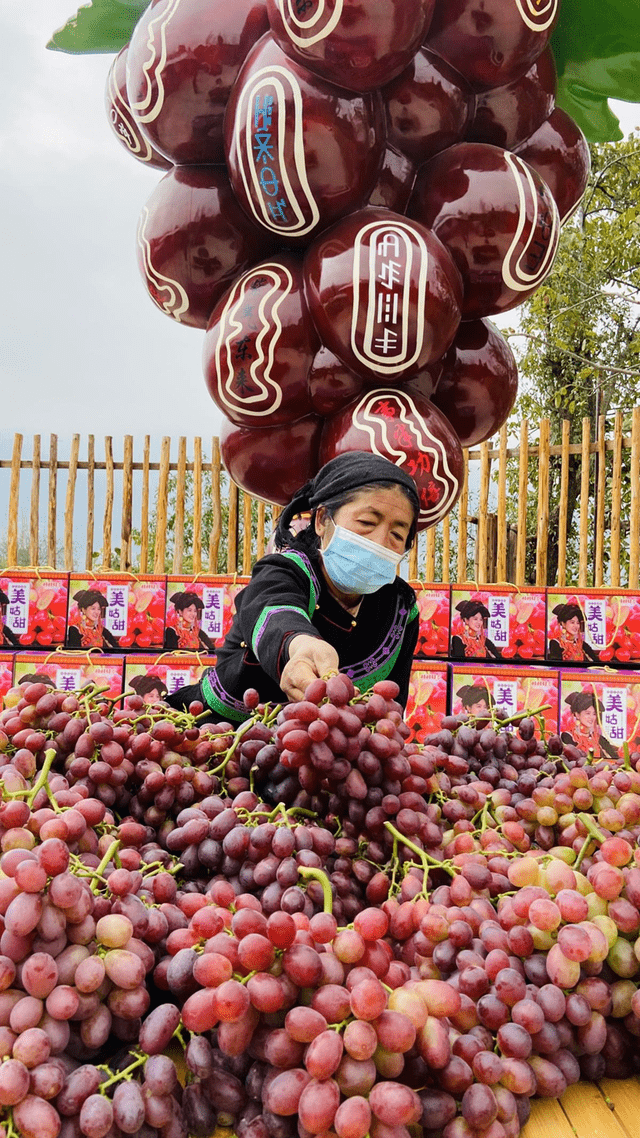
[48,0,147,54]
[502,136,640,585]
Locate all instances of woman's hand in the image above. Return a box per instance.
[280,634,339,702]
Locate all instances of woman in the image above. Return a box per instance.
[129,673,168,705]
[549,603,599,663]
[67,589,120,649]
[167,452,421,721]
[456,683,491,718]
[451,600,502,660]
[165,591,216,651]
[562,690,618,759]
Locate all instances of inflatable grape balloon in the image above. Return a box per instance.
[265,0,436,93]
[126,0,270,165]
[515,108,591,225]
[137,167,276,329]
[408,142,560,319]
[203,256,318,425]
[303,208,463,384]
[320,388,464,529]
[430,320,519,448]
[105,47,172,170]
[221,415,323,504]
[97,0,601,524]
[224,34,386,244]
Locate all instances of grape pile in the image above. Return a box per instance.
[102,0,591,522]
[1,673,640,1138]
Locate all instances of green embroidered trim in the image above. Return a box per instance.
[251,605,312,657]
[354,638,404,694]
[201,672,249,724]
[280,551,319,616]
[409,600,419,622]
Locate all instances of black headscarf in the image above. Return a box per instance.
[553,603,583,624]
[565,690,603,715]
[275,452,420,551]
[456,600,490,621]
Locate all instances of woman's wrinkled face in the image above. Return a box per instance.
[315,486,414,555]
[466,612,485,634]
[85,601,102,623]
[577,706,597,729]
[565,615,581,637]
[182,603,198,626]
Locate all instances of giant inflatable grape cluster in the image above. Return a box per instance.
[106,0,590,525]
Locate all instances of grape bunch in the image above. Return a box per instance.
[3,674,640,1138]
[100,0,591,522]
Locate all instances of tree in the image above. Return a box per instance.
[501,135,640,584]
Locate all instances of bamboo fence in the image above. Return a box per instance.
[2,410,640,587]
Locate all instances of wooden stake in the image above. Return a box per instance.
[29,435,41,566]
[154,437,171,574]
[85,436,95,571]
[515,420,528,586]
[425,527,436,581]
[102,436,114,570]
[120,435,133,572]
[456,455,469,581]
[47,434,58,569]
[139,436,150,574]
[243,493,253,575]
[535,418,550,586]
[257,501,266,561]
[610,411,623,588]
[496,424,508,581]
[192,437,202,574]
[557,419,570,587]
[209,437,221,573]
[477,441,491,584]
[579,417,591,587]
[227,481,239,574]
[442,515,450,583]
[594,414,606,587]
[630,408,640,588]
[64,434,80,571]
[172,437,187,574]
[7,434,22,567]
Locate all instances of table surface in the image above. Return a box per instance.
[522,1079,640,1138]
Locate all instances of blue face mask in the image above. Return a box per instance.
[320,523,403,595]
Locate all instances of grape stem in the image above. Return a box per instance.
[89,839,122,894]
[383,822,455,878]
[98,1051,148,1091]
[573,833,593,873]
[577,812,608,845]
[25,748,58,806]
[209,714,260,777]
[298,866,333,914]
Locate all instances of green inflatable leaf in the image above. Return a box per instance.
[47,0,147,54]
[551,0,640,142]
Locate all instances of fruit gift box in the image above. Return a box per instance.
[67,574,167,652]
[451,663,560,739]
[0,570,68,649]
[0,654,14,706]
[559,668,640,761]
[12,652,124,699]
[410,584,450,659]
[547,588,640,666]
[404,661,449,744]
[124,654,217,706]
[450,585,546,662]
[164,576,250,651]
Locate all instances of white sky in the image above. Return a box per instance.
[1,1,640,439]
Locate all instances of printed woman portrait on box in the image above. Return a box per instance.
[562,690,618,760]
[549,603,600,663]
[451,600,502,660]
[0,588,19,648]
[457,683,491,718]
[164,591,216,652]
[128,673,168,706]
[67,590,120,650]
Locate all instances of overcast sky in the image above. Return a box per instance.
[2,1,640,443]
